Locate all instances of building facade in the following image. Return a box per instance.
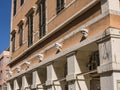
[0,51,10,90]
[7,0,120,90]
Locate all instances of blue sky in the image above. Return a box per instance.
[0,0,11,53]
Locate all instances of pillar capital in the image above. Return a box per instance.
[13,79,19,90]
[31,70,40,89]
[46,64,61,90]
[21,75,29,89]
[66,51,76,57]
[7,82,12,90]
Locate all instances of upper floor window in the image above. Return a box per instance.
[20,0,24,6]
[18,23,23,46]
[6,57,10,64]
[0,71,2,80]
[56,0,65,14]
[12,34,16,52]
[0,59,2,67]
[27,13,34,47]
[39,0,46,38]
[13,0,17,16]
[11,30,16,52]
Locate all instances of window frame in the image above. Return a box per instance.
[0,71,2,80]
[27,13,34,47]
[18,23,24,47]
[56,0,65,14]
[0,58,2,67]
[11,31,16,52]
[13,0,17,16]
[87,51,100,71]
[20,0,24,6]
[38,0,46,39]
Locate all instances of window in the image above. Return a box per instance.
[39,0,46,38]
[13,0,17,16]
[0,59,2,67]
[19,23,23,46]
[20,0,24,6]
[56,0,64,14]
[11,32,16,52]
[6,57,10,64]
[87,51,100,71]
[0,71,2,80]
[28,13,33,47]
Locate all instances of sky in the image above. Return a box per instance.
[0,0,11,53]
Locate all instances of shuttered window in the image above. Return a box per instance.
[28,13,33,47]
[19,23,23,46]
[56,0,64,14]
[20,0,24,6]
[13,0,17,16]
[39,0,46,38]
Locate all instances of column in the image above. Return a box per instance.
[101,0,120,13]
[97,28,120,90]
[21,75,29,90]
[66,52,88,90]
[31,70,40,89]
[7,82,12,90]
[13,79,19,90]
[46,63,62,90]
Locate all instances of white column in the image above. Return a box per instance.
[46,64,62,90]
[98,28,120,90]
[7,82,12,90]
[66,52,88,90]
[31,70,41,89]
[101,0,120,13]
[21,75,29,90]
[13,79,19,90]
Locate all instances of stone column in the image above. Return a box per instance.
[13,79,19,90]
[21,75,29,90]
[46,63,62,90]
[101,0,120,13]
[98,28,120,90]
[7,82,12,90]
[31,70,41,89]
[66,52,88,90]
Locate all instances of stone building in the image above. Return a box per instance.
[0,50,10,90]
[7,0,120,90]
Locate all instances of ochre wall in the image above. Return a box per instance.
[10,0,119,76]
